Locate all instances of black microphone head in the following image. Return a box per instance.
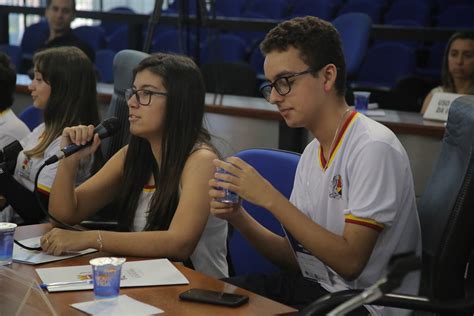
[95,117,121,139]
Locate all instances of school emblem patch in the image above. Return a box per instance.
[329,174,343,199]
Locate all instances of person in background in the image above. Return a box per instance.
[42,53,229,279]
[38,0,94,62]
[0,52,30,149]
[421,32,474,114]
[209,16,421,315]
[0,46,101,224]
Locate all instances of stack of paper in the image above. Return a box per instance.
[36,259,189,292]
[13,237,96,265]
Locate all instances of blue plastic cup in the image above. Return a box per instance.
[354,91,371,112]
[215,167,240,205]
[0,223,17,265]
[89,257,126,299]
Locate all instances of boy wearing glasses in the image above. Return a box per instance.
[209,16,421,315]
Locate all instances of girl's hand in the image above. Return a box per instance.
[40,228,95,256]
[60,125,101,161]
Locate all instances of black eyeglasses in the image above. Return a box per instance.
[260,68,316,101]
[125,88,168,106]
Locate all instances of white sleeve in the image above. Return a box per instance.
[343,141,408,231]
[36,137,61,193]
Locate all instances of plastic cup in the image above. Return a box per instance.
[89,257,126,300]
[0,223,17,265]
[354,91,371,112]
[215,167,240,205]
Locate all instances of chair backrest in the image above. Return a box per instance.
[332,13,372,78]
[384,75,438,112]
[18,105,43,131]
[384,2,430,25]
[0,44,22,71]
[249,45,265,76]
[201,34,247,64]
[287,0,337,20]
[95,49,116,83]
[338,0,384,23]
[73,26,107,52]
[214,0,246,17]
[100,6,134,37]
[356,43,416,88]
[418,96,474,300]
[106,26,129,52]
[201,62,257,97]
[20,21,48,59]
[228,148,301,276]
[244,0,288,19]
[100,49,149,160]
[436,5,474,28]
[151,29,196,56]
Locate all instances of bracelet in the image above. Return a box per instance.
[96,230,103,251]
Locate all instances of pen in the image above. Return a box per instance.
[40,279,92,289]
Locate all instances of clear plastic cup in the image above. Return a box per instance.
[0,223,17,265]
[89,257,126,299]
[215,167,240,205]
[354,91,371,112]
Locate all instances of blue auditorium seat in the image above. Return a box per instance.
[0,44,22,71]
[384,2,430,26]
[243,0,288,20]
[416,41,446,80]
[151,29,197,56]
[338,0,384,24]
[332,13,372,78]
[100,6,134,38]
[355,43,416,89]
[201,34,247,64]
[286,0,337,20]
[73,26,107,52]
[214,0,246,17]
[19,105,43,131]
[20,21,48,61]
[249,45,265,77]
[106,26,129,52]
[228,148,300,276]
[95,49,116,83]
[436,5,474,29]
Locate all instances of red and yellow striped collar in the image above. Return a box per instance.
[319,111,359,171]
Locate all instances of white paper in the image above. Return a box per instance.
[71,295,163,315]
[365,110,386,117]
[36,259,189,292]
[13,237,97,265]
[423,92,462,121]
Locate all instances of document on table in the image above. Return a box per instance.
[36,259,189,292]
[71,295,164,315]
[13,237,97,265]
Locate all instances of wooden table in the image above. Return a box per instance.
[11,224,297,315]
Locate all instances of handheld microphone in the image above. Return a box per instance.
[44,117,120,166]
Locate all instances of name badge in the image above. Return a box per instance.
[285,229,332,285]
[423,92,462,122]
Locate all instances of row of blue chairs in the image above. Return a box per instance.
[162,0,474,27]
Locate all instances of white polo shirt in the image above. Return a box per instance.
[1,123,92,223]
[0,108,30,149]
[287,111,421,316]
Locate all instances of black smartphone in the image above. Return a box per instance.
[179,288,249,307]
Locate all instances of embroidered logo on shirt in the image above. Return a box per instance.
[329,174,343,199]
[18,157,31,179]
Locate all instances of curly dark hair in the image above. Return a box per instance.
[0,52,16,110]
[260,16,346,96]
